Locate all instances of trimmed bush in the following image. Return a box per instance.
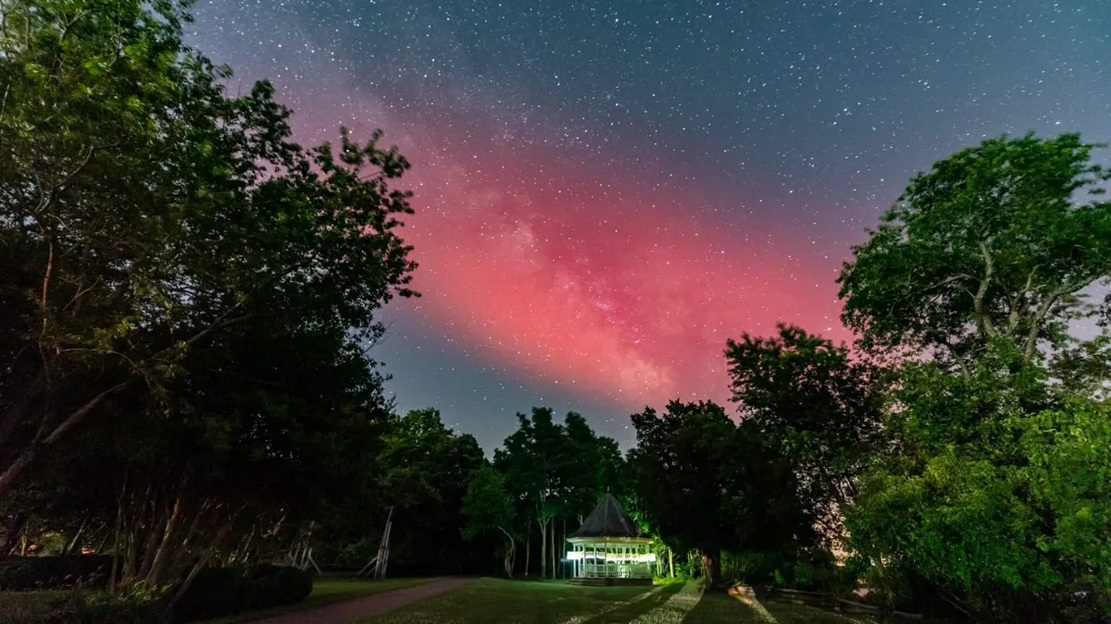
[173,565,313,621]
[236,566,313,612]
[172,567,242,622]
[248,563,281,580]
[0,556,114,591]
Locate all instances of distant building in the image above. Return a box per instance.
[565,493,655,585]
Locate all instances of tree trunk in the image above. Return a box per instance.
[668,548,675,579]
[0,382,129,500]
[524,524,530,576]
[145,494,183,586]
[538,517,547,579]
[62,513,91,557]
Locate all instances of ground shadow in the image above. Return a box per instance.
[681,588,761,623]
[580,582,686,624]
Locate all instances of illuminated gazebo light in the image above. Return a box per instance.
[565,493,655,585]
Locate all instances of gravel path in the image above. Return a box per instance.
[252,578,473,624]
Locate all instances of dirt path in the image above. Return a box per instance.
[253,578,473,624]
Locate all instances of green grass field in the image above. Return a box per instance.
[355,577,912,624]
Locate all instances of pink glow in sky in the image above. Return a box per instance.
[393,135,847,407]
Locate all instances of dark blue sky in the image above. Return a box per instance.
[190,0,1111,451]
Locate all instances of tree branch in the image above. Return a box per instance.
[974,240,998,338]
[43,380,132,445]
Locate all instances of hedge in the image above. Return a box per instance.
[173,565,313,621]
[0,561,312,622]
[0,557,115,591]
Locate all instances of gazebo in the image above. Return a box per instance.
[565,493,655,585]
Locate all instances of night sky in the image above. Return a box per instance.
[189,0,1111,451]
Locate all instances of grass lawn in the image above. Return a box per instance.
[211,576,436,623]
[360,578,769,624]
[358,578,922,624]
[362,578,664,624]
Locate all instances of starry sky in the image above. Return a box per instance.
[188,0,1111,451]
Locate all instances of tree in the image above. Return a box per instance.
[493,408,620,578]
[846,346,1111,622]
[838,133,1111,371]
[725,324,884,536]
[0,313,395,604]
[838,134,1111,623]
[0,0,417,498]
[463,464,517,578]
[494,408,567,579]
[630,400,811,586]
[375,409,484,574]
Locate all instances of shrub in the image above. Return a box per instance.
[248,563,281,580]
[173,565,312,621]
[273,567,312,602]
[236,566,312,612]
[172,567,243,622]
[0,556,115,591]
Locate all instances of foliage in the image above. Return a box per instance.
[0,0,416,502]
[462,464,517,577]
[838,133,1111,368]
[370,408,484,575]
[171,565,311,621]
[172,567,243,622]
[235,567,313,613]
[629,400,814,586]
[846,345,1111,622]
[725,323,885,538]
[494,407,624,578]
[0,556,114,591]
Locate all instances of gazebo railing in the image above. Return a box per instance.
[581,562,652,579]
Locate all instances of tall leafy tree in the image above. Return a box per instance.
[840,134,1111,623]
[630,400,812,586]
[376,409,484,574]
[725,324,884,536]
[493,408,620,578]
[462,464,518,578]
[494,408,567,579]
[838,133,1111,371]
[0,0,417,497]
[847,348,1111,622]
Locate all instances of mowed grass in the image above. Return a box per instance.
[362,578,663,624]
[359,578,917,624]
[212,576,436,623]
[359,578,833,624]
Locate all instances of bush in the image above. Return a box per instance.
[273,567,312,603]
[172,568,243,622]
[173,565,313,621]
[0,556,115,591]
[236,566,313,612]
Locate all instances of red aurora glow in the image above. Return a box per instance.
[298,103,849,408]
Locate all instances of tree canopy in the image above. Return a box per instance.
[838,133,1111,369]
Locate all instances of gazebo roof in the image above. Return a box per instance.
[570,493,644,539]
